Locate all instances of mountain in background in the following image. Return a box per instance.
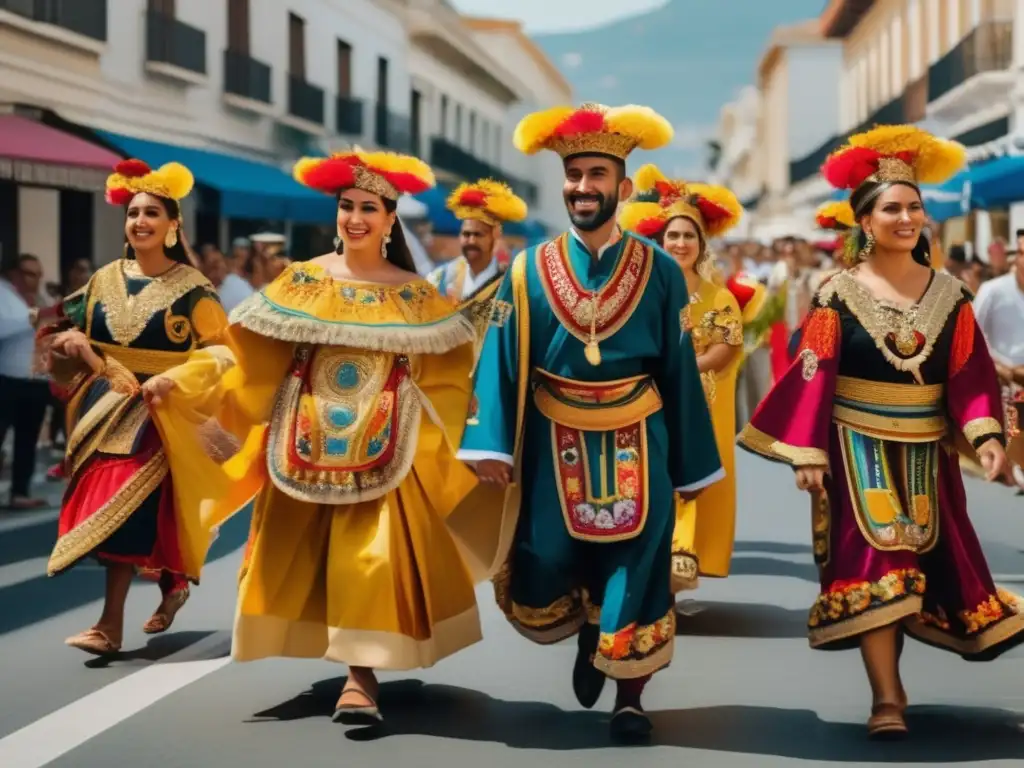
[532,0,825,177]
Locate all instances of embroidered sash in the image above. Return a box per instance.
[837,424,939,553]
[266,346,420,505]
[535,372,659,543]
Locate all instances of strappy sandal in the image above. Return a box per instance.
[867,702,908,739]
[142,587,190,634]
[65,627,122,656]
[332,684,382,725]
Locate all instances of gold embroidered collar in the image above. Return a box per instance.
[819,270,962,384]
[230,262,475,354]
[87,260,211,346]
[537,232,654,365]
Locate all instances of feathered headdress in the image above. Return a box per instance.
[514,102,673,160]
[815,200,856,231]
[618,164,743,240]
[105,159,194,206]
[821,125,965,192]
[446,179,528,227]
[293,148,435,200]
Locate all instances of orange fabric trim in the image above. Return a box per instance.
[949,302,975,377]
[798,307,841,360]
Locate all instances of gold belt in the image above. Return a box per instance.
[832,376,947,442]
[94,342,191,377]
[532,369,662,431]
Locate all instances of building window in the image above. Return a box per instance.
[377,56,389,107]
[455,103,463,143]
[288,13,305,79]
[494,125,502,164]
[148,0,175,15]
[227,0,249,53]
[440,94,449,138]
[411,89,422,157]
[337,39,352,97]
[469,111,477,153]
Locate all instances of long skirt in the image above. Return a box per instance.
[232,479,482,670]
[49,425,189,596]
[809,425,1024,659]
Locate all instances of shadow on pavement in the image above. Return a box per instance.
[0,506,251,636]
[250,679,1024,757]
[675,600,807,639]
[82,629,217,669]
[728,554,818,582]
[650,704,1024,762]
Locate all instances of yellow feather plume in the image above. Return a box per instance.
[292,156,320,185]
[687,182,743,238]
[446,179,528,223]
[152,162,194,201]
[513,106,576,155]
[847,124,966,185]
[633,163,672,193]
[816,200,856,229]
[604,106,674,151]
[617,201,665,235]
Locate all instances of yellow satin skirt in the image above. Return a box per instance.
[233,478,482,670]
[671,366,738,592]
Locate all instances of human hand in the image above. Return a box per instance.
[795,465,827,493]
[141,375,176,407]
[474,459,511,488]
[977,438,1007,483]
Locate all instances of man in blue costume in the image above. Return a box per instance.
[457,103,724,741]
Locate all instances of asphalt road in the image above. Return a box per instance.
[1,451,1023,767]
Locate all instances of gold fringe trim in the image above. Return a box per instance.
[230,293,475,355]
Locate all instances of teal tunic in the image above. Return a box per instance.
[459,231,722,679]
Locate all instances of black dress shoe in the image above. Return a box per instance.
[572,624,606,709]
[609,705,652,742]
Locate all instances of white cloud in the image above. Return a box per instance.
[561,52,583,68]
[672,124,715,150]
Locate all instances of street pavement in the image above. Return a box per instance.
[1,450,1024,767]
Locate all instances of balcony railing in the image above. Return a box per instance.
[335,96,364,136]
[1,0,107,41]
[288,76,324,125]
[508,178,538,206]
[375,104,411,151]
[146,11,206,76]
[224,49,271,104]
[430,137,538,204]
[927,20,1013,104]
[788,133,840,186]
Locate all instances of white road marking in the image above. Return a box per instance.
[0,629,232,767]
[0,506,58,534]
[0,556,49,589]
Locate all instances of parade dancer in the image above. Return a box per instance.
[458,103,723,741]
[738,126,1024,738]
[428,179,527,302]
[159,150,503,725]
[41,160,232,655]
[617,165,744,592]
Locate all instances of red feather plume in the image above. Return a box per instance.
[554,109,606,138]
[695,197,730,225]
[105,187,134,205]
[114,159,151,178]
[816,215,837,229]
[457,189,488,208]
[298,158,357,194]
[725,274,757,309]
[636,218,665,237]
[379,170,432,196]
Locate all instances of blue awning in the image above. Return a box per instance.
[95,131,335,223]
[967,155,1024,209]
[828,176,970,223]
[414,184,460,235]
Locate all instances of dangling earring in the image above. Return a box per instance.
[858,231,875,261]
[380,232,391,260]
[164,227,178,248]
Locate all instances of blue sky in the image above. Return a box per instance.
[449,0,669,33]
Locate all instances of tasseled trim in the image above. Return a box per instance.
[229,293,476,355]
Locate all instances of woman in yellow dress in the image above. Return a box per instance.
[618,165,744,592]
[40,159,231,655]
[147,150,500,725]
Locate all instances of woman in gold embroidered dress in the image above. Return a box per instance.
[618,165,745,593]
[739,127,1024,738]
[41,159,231,655]
[162,150,496,725]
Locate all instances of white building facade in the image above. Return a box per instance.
[0,0,544,280]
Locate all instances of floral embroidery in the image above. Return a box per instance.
[808,568,925,628]
[490,299,513,328]
[960,591,1019,635]
[800,348,819,381]
[949,301,975,378]
[598,611,675,662]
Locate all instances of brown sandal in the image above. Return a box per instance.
[142,587,190,634]
[868,702,908,739]
[332,684,382,724]
[65,627,122,656]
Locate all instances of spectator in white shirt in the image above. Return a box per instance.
[0,254,59,509]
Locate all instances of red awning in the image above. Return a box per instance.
[0,114,121,169]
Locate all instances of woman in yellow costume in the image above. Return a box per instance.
[618,165,744,593]
[40,159,231,655]
[156,149,492,725]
